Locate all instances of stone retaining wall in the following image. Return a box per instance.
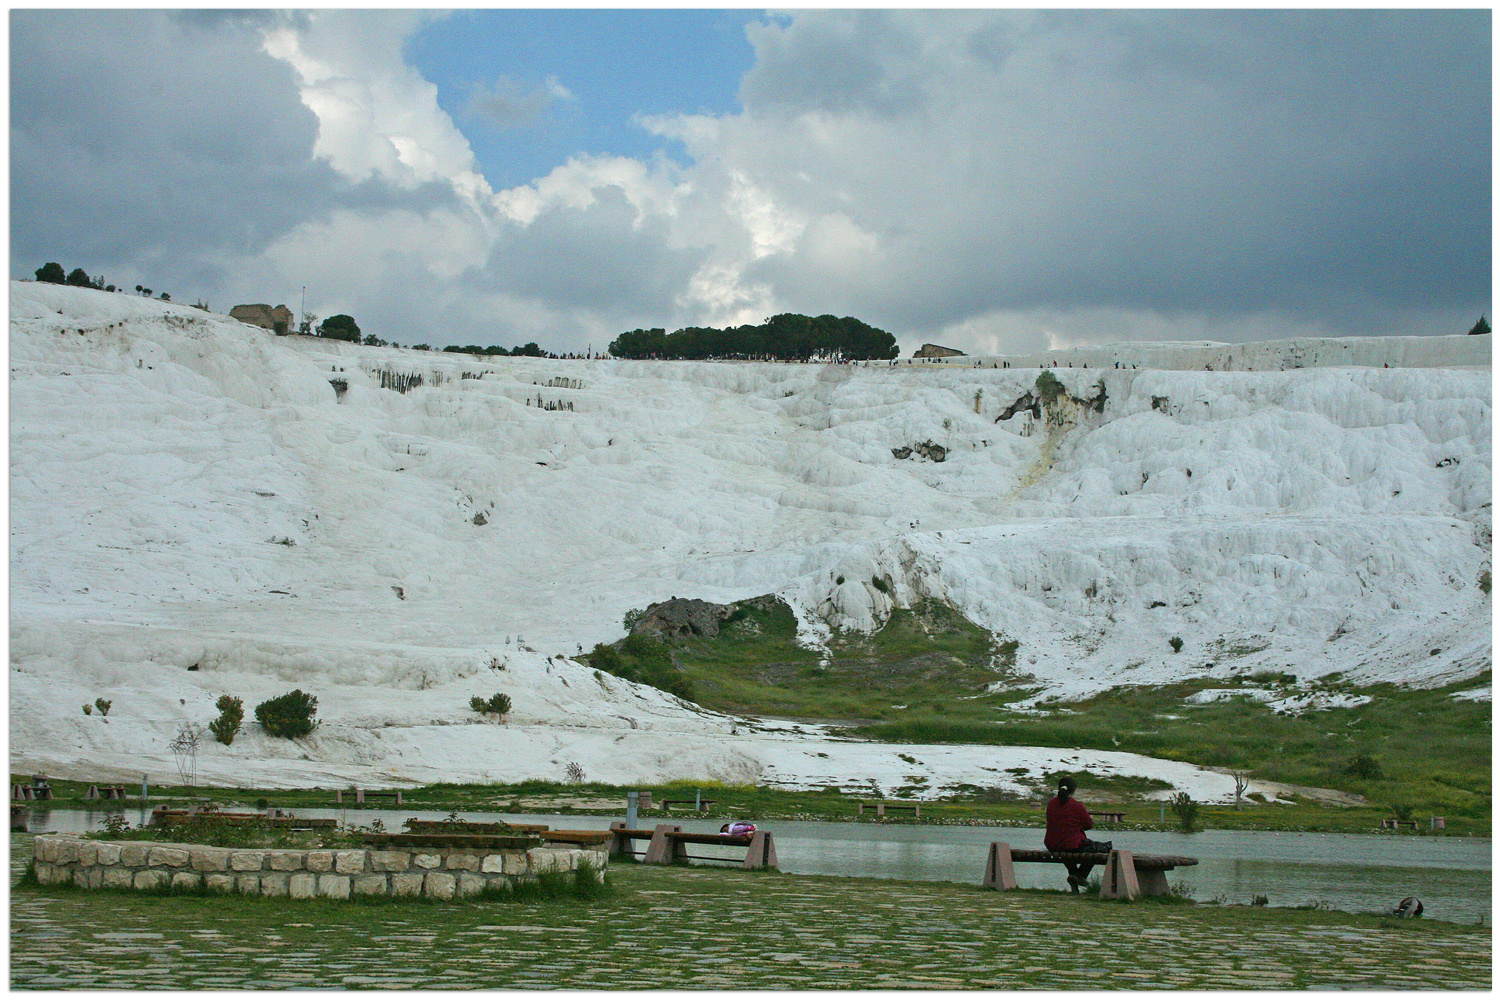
[30,835,606,900]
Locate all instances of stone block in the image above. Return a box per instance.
[527,849,560,873]
[334,850,366,875]
[982,842,1018,891]
[503,852,529,876]
[171,872,202,892]
[32,838,55,863]
[1137,869,1170,896]
[444,852,480,872]
[76,842,98,866]
[390,872,424,897]
[103,867,134,889]
[84,868,104,890]
[32,862,56,884]
[423,871,457,900]
[229,851,265,872]
[95,843,121,865]
[352,875,387,896]
[133,869,168,891]
[269,851,305,871]
[1101,850,1142,901]
[235,875,261,894]
[317,874,351,899]
[119,844,150,867]
[205,873,236,894]
[457,873,487,898]
[480,853,507,874]
[190,848,228,872]
[413,853,440,870]
[260,874,289,896]
[149,847,190,868]
[304,851,334,872]
[369,850,410,872]
[53,839,80,864]
[288,873,317,899]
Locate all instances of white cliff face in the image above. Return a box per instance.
[8,280,1491,797]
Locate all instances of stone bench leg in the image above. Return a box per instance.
[1136,869,1170,896]
[607,821,630,858]
[982,842,1017,890]
[642,824,681,865]
[1101,849,1141,900]
[743,831,778,870]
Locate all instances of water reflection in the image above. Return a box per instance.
[27,805,1490,924]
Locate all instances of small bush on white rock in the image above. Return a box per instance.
[209,695,244,745]
[254,689,318,738]
[470,692,511,717]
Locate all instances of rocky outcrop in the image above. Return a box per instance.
[892,441,947,462]
[631,598,735,639]
[913,343,966,358]
[229,304,295,333]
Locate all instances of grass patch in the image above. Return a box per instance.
[671,596,1012,721]
[593,592,1490,817]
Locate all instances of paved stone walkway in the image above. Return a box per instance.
[9,838,1490,989]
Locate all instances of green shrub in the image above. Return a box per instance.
[209,695,244,745]
[871,575,891,594]
[94,697,112,717]
[471,693,511,716]
[1345,753,1383,780]
[622,608,645,632]
[1169,792,1199,832]
[254,689,318,739]
[1481,571,1492,595]
[1168,636,1184,653]
[587,638,694,701]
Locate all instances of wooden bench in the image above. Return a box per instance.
[982,842,1197,899]
[1095,811,1125,824]
[84,784,127,801]
[1380,818,1420,830]
[660,799,715,812]
[856,800,920,818]
[608,822,778,870]
[334,789,403,806]
[538,829,611,847]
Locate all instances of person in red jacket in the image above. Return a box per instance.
[1045,776,1113,892]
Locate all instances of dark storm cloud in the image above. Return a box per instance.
[732,9,1489,341]
[9,9,461,294]
[739,10,926,118]
[482,187,705,314]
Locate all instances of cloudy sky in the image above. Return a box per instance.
[10,9,1491,356]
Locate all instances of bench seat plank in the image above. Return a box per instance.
[1008,849,1196,870]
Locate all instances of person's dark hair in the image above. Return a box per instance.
[1057,776,1077,800]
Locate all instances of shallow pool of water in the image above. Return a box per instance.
[25,805,1490,924]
